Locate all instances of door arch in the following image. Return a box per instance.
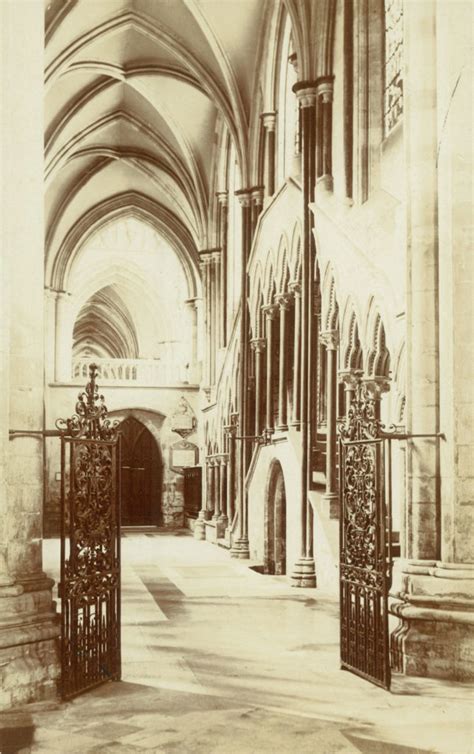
[264,461,287,575]
[120,416,162,526]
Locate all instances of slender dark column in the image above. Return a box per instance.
[276,294,292,430]
[216,191,228,347]
[263,304,278,433]
[289,282,302,427]
[321,330,339,519]
[291,82,318,588]
[251,187,264,237]
[251,338,266,436]
[230,190,252,559]
[261,112,277,198]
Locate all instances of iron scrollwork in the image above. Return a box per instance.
[56,363,120,440]
[338,379,391,690]
[59,364,121,699]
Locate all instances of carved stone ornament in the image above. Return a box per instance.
[170,395,197,438]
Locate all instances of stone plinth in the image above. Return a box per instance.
[390,561,474,680]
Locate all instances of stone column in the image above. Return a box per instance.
[263,304,278,433]
[339,369,363,417]
[230,190,252,559]
[44,288,57,385]
[0,0,60,708]
[289,282,302,427]
[212,250,222,369]
[225,416,238,536]
[194,456,212,540]
[390,0,474,682]
[290,82,318,588]
[276,294,292,431]
[316,76,334,188]
[250,338,266,437]
[261,112,277,199]
[55,290,73,382]
[199,253,211,392]
[216,192,228,347]
[218,455,228,529]
[211,457,220,521]
[251,187,264,237]
[320,331,339,518]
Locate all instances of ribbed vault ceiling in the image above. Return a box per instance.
[45,0,266,277]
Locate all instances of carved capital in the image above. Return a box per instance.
[275,293,292,311]
[292,80,318,108]
[251,186,264,205]
[362,376,391,399]
[316,75,335,103]
[235,189,252,207]
[261,111,277,131]
[339,369,364,390]
[216,190,228,207]
[262,303,278,320]
[250,337,266,353]
[288,280,302,297]
[320,329,339,350]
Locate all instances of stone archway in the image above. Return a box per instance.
[264,461,287,575]
[119,416,163,526]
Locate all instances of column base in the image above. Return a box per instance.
[290,557,317,588]
[193,510,211,540]
[322,492,339,520]
[0,582,60,710]
[390,560,474,681]
[230,538,250,559]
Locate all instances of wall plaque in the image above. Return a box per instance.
[170,440,199,472]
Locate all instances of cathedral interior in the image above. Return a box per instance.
[0,0,473,752]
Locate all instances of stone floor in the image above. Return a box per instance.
[0,531,472,754]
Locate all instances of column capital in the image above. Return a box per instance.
[289,280,302,297]
[199,250,213,266]
[315,75,335,103]
[275,293,292,311]
[216,190,228,206]
[320,329,339,350]
[211,249,222,263]
[261,111,277,131]
[235,188,253,207]
[338,368,364,389]
[250,337,266,353]
[262,303,278,320]
[362,376,391,398]
[251,185,264,204]
[292,80,318,108]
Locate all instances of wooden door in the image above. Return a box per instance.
[120,417,161,526]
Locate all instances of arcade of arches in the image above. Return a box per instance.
[0,0,473,717]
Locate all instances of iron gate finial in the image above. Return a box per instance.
[56,363,119,440]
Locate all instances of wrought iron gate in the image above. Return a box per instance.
[338,381,392,690]
[57,364,121,699]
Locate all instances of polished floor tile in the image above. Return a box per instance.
[0,532,471,754]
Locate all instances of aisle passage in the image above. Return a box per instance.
[5,532,472,754]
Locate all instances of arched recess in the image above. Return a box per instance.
[264,460,287,575]
[117,415,163,527]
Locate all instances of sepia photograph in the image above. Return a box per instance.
[0,0,473,751]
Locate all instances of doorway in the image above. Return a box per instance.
[120,416,162,526]
[265,461,287,575]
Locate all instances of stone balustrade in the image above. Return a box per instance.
[71,358,192,386]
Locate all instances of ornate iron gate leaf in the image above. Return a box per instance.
[57,365,121,699]
[339,382,392,690]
